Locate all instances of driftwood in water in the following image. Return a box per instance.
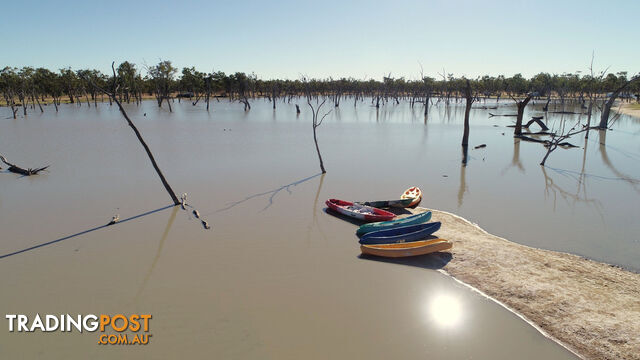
[505,117,549,131]
[474,144,486,149]
[521,131,554,136]
[0,154,49,176]
[515,135,548,144]
[489,112,517,117]
[524,117,549,130]
[557,142,579,148]
[515,135,578,149]
[540,123,590,166]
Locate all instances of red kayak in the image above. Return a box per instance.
[325,199,396,222]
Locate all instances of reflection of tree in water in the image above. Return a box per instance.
[214,173,323,213]
[458,146,468,207]
[501,138,524,175]
[541,166,604,221]
[542,130,640,220]
[307,173,327,243]
[598,130,640,194]
[134,206,178,304]
[577,136,589,196]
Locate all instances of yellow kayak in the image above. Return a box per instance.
[360,239,452,258]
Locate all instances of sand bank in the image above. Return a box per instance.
[416,208,640,360]
[615,102,640,119]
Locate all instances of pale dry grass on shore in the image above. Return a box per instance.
[414,208,640,360]
[615,102,640,119]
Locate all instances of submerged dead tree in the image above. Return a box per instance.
[308,98,330,174]
[505,74,534,136]
[461,79,474,147]
[539,120,587,166]
[85,62,180,205]
[584,54,608,138]
[513,95,533,136]
[302,76,331,173]
[0,153,48,175]
[598,74,639,129]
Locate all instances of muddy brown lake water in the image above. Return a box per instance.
[1,98,638,359]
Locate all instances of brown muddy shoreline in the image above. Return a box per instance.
[414,208,640,360]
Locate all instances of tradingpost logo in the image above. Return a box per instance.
[5,314,152,345]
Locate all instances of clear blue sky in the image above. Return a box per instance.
[1,0,638,80]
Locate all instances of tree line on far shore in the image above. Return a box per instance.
[1,60,638,119]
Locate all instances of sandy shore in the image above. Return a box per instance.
[413,208,640,360]
[615,102,640,119]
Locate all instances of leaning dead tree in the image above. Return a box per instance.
[85,62,181,205]
[0,153,48,176]
[598,74,639,129]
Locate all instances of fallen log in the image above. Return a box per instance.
[489,112,518,117]
[557,142,579,148]
[515,135,548,144]
[524,117,549,130]
[0,154,49,176]
[515,136,578,149]
[521,131,554,136]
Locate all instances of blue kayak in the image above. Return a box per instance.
[358,222,442,245]
[356,211,432,236]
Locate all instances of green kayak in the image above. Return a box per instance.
[355,198,414,208]
[356,211,432,236]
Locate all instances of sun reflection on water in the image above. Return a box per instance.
[429,294,463,328]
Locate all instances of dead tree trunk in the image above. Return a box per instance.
[205,77,211,111]
[165,96,173,112]
[5,93,19,118]
[32,91,44,113]
[598,77,638,129]
[585,100,593,139]
[462,80,473,146]
[424,94,430,116]
[542,94,551,112]
[514,95,533,136]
